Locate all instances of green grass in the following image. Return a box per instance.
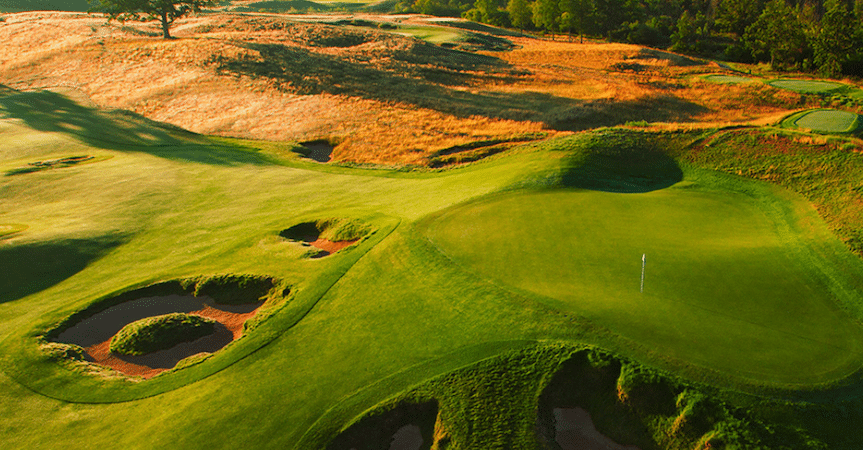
[769,79,846,94]
[782,109,861,134]
[420,182,863,384]
[703,74,756,84]
[2,91,863,449]
[109,313,216,356]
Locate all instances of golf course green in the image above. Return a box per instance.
[3,88,863,449]
[421,185,863,383]
[768,79,845,94]
[790,109,860,133]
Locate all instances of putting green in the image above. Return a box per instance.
[422,186,863,383]
[704,74,755,84]
[769,79,844,94]
[793,109,859,133]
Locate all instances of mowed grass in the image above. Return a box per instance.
[2,91,863,448]
[421,184,863,384]
[769,79,846,94]
[788,109,860,134]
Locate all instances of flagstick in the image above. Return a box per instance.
[640,253,646,293]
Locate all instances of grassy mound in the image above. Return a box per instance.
[280,218,370,243]
[109,313,216,356]
[703,74,755,84]
[769,79,845,94]
[783,109,860,134]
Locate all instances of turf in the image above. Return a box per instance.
[791,109,860,134]
[2,89,863,449]
[420,184,863,384]
[769,79,846,94]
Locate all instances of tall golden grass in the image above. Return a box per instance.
[0,12,811,165]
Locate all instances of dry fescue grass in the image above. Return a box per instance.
[0,11,809,165]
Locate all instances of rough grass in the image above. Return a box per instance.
[109,313,216,356]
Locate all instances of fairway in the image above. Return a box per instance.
[704,74,755,84]
[793,109,860,133]
[769,79,845,93]
[422,186,863,382]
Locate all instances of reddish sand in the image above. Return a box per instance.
[554,407,641,450]
[310,238,358,255]
[57,295,262,379]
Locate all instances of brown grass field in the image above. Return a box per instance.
[0,11,835,165]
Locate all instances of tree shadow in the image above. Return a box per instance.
[214,42,709,131]
[0,235,127,304]
[0,88,271,166]
[559,132,684,193]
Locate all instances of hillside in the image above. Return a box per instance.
[2,8,863,450]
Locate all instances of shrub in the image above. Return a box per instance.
[109,313,215,356]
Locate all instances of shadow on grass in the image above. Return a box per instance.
[0,235,127,304]
[0,88,271,166]
[560,132,684,193]
[214,42,708,131]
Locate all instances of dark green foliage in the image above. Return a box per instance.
[813,0,858,77]
[716,0,765,36]
[506,0,532,29]
[109,313,215,356]
[532,0,561,34]
[744,0,809,70]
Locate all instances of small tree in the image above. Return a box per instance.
[532,0,561,38]
[744,0,808,70]
[92,0,215,39]
[507,0,532,30]
[813,0,857,77]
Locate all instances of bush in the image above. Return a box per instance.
[109,313,215,356]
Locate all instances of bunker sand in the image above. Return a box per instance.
[57,295,263,378]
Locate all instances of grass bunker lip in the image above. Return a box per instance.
[280,218,369,257]
[48,275,284,379]
[55,294,264,379]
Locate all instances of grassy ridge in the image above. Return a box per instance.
[1,90,863,449]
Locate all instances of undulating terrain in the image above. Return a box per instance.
[2,6,863,450]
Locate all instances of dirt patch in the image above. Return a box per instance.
[310,238,358,256]
[56,295,263,378]
[554,407,641,450]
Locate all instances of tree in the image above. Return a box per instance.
[507,0,533,30]
[744,0,808,70]
[92,0,215,39]
[559,0,593,42]
[715,0,764,36]
[813,0,857,77]
[532,0,561,37]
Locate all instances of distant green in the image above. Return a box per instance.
[769,79,845,94]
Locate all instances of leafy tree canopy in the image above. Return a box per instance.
[91,0,215,38]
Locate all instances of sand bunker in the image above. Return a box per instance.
[280,220,360,257]
[56,295,263,378]
[554,407,640,450]
[388,425,424,450]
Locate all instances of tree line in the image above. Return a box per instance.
[395,0,863,77]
